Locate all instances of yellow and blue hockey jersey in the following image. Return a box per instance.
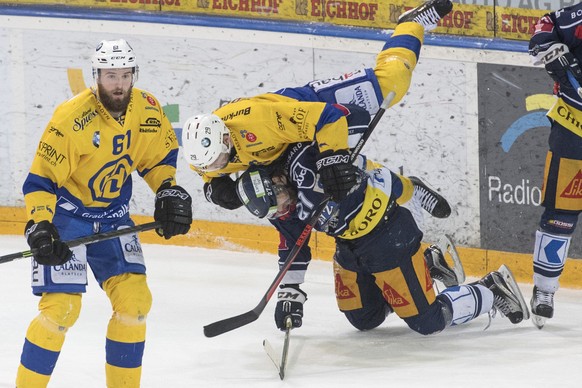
[194,22,424,184]
[23,87,178,223]
[195,94,351,181]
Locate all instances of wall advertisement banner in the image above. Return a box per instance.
[1,0,547,41]
[478,63,582,258]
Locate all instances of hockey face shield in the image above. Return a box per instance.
[237,168,296,220]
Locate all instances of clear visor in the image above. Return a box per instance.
[266,184,295,220]
[202,151,230,172]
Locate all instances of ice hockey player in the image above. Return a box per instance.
[528,3,582,329]
[182,0,455,213]
[16,39,192,387]
[236,140,530,334]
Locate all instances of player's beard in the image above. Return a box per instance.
[97,83,132,115]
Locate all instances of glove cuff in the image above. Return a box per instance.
[24,220,59,240]
[278,284,307,303]
[24,219,35,237]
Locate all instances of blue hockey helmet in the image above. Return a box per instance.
[236,167,279,219]
[236,167,297,219]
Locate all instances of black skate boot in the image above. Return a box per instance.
[530,286,554,329]
[409,176,451,218]
[425,235,465,287]
[479,265,530,324]
[398,0,453,31]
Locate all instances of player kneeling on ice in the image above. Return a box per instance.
[235,142,530,334]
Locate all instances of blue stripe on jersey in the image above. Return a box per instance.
[273,87,319,102]
[382,34,422,61]
[391,172,404,199]
[138,148,179,178]
[20,338,60,376]
[315,104,345,134]
[472,285,483,319]
[106,338,145,369]
[22,173,57,196]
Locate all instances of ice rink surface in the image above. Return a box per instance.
[1,235,581,387]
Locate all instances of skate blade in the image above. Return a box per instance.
[437,234,466,285]
[497,264,530,321]
[532,314,546,329]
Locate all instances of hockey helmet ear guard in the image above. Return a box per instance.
[182,114,231,171]
[92,39,139,85]
[236,167,279,219]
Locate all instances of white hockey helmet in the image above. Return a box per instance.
[182,114,231,170]
[92,39,138,84]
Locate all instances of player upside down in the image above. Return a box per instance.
[181,0,459,214]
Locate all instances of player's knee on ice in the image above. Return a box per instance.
[343,302,392,331]
[404,298,451,335]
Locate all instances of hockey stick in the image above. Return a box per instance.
[0,221,161,264]
[567,70,582,98]
[263,316,292,380]
[203,92,396,338]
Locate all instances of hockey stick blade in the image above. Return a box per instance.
[263,316,292,380]
[203,309,260,338]
[279,317,292,380]
[0,221,161,265]
[263,339,281,371]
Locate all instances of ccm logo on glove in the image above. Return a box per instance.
[316,153,350,169]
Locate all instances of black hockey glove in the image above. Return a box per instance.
[316,149,361,201]
[25,220,72,266]
[275,284,307,330]
[204,175,242,210]
[542,44,582,90]
[154,183,193,240]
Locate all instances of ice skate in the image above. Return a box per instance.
[425,234,465,287]
[530,286,554,329]
[398,0,453,31]
[479,265,530,324]
[409,176,451,218]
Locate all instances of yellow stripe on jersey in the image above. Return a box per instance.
[547,98,582,138]
[340,166,394,240]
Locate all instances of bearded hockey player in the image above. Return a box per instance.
[17,39,192,387]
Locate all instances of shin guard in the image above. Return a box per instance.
[16,293,81,388]
[104,273,152,388]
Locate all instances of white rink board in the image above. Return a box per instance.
[0,15,532,247]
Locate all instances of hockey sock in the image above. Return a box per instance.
[533,230,571,292]
[104,273,151,388]
[439,284,493,326]
[16,293,81,388]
